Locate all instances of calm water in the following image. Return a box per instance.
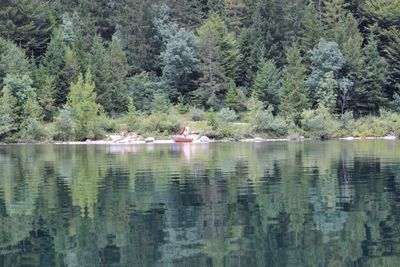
[1,141,400,267]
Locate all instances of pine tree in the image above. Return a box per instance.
[300,1,323,54]
[60,47,80,105]
[67,70,100,140]
[196,14,241,107]
[35,66,56,121]
[225,82,246,112]
[279,45,310,122]
[127,72,155,113]
[89,36,108,109]
[42,29,68,107]
[0,39,32,86]
[356,38,388,114]
[115,0,160,74]
[252,59,281,111]
[104,36,129,114]
[0,0,53,58]
[0,87,17,139]
[323,0,347,36]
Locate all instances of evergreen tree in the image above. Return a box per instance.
[356,38,388,114]
[0,0,53,58]
[0,39,32,86]
[34,66,56,121]
[89,36,108,109]
[60,47,80,105]
[67,70,100,140]
[225,82,246,112]
[127,72,155,113]
[116,0,160,74]
[104,36,129,114]
[300,1,324,54]
[42,29,68,107]
[279,45,310,122]
[0,87,17,139]
[252,59,281,111]
[382,27,400,95]
[323,0,347,36]
[196,14,241,107]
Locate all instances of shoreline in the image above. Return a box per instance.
[1,135,398,145]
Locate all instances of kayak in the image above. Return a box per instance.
[172,136,194,143]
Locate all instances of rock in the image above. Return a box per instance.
[254,137,264,142]
[145,137,155,143]
[199,136,210,143]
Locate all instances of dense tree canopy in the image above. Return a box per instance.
[0,0,399,140]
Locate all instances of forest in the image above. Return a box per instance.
[1,0,400,141]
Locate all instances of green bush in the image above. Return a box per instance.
[53,109,76,141]
[301,105,339,139]
[190,107,205,121]
[251,106,288,136]
[96,114,120,133]
[217,108,238,122]
[353,116,386,137]
[338,111,356,137]
[20,118,48,141]
[137,113,181,136]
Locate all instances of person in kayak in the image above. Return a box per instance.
[180,126,190,138]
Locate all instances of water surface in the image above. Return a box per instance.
[1,141,400,266]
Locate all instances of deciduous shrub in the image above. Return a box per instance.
[301,105,339,139]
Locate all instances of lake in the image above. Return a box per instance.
[0,141,400,267]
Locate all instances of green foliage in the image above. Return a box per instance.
[190,107,205,121]
[317,71,338,113]
[252,106,288,136]
[155,7,199,99]
[176,95,189,114]
[0,0,53,58]
[152,94,171,114]
[301,105,339,139]
[42,29,68,107]
[137,113,181,136]
[252,59,281,111]
[217,108,238,122]
[225,82,247,112]
[355,37,388,114]
[338,111,355,136]
[53,108,76,141]
[306,40,345,106]
[35,69,56,122]
[67,71,101,140]
[3,74,35,111]
[0,39,32,85]
[279,45,310,123]
[126,98,138,131]
[0,87,17,139]
[207,109,219,130]
[196,14,241,107]
[127,72,155,113]
[300,2,323,54]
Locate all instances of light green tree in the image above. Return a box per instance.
[67,70,101,140]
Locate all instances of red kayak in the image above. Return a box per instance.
[172,136,194,143]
